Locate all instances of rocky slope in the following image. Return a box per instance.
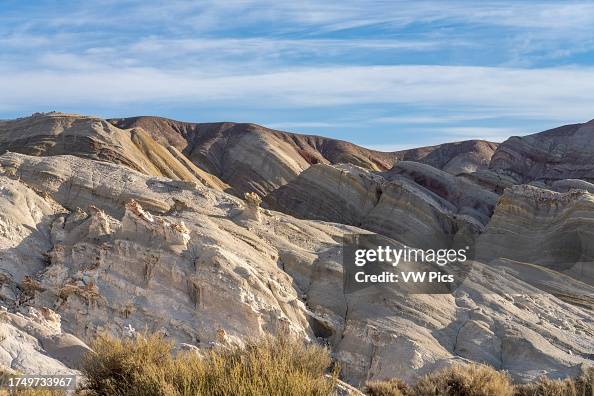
[109,117,399,197]
[0,113,228,192]
[109,116,497,197]
[264,158,501,252]
[0,150,591,386]
[476,185,594,281]
[0,306,88,376]
[394,139,498,175]
[490,118,594,183]
[0,112,593,389]
[264,162,486,250]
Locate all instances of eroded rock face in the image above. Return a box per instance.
[265,163,484,249]
[394,140,498,175]
[0,306,89,374]
[0,153,594,385]
[265,164,383,226]
[0,152,329,349]
[119,199,191,253]
[235,192,262,224]
[490,119,594,183]
[0,113,228,192]
[384,161,498,225]
[476,185,594,282]
[0,127,592,388]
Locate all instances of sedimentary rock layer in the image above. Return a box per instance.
[490,118,594,183]
[394,140,498,175]
[476,185,594,283]
[0,114,593,388]
[0,152,591,386]
[0,113,227,191]
[265,162,487,249]
[109,116,498,196]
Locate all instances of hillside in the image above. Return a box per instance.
[109,116,497,196]
[0,112,592,390]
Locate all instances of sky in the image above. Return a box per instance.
[1,1,594,150]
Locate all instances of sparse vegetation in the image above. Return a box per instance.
[365,378,407,395]
[363,364,594,396]
[515,367,594,396]
[411,364,515,396]
[364,364,514,396]
[2,334,593,396]
[81,333,338,396]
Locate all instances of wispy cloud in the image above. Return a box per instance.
[1,0,594,146]
[370,114,499,124]
[2,64,593,124]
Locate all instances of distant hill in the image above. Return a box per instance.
[109,116,498,196]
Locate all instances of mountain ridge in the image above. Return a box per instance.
[1,111,594,387]
[109,115,499,196]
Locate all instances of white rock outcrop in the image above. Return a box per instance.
[0,306,89,374]
[0,151,591,388]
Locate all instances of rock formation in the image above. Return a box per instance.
[109,116,498,197]
[490,118,594,183]
[265,162,488,249]
[0,306,89,375]
[476,185,594,282]
[0,112,228,192]
[393,139,498,175]
[0,112,592,389]
[235,192,263,224]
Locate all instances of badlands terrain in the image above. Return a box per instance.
[0,112,593,388]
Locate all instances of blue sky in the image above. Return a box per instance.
[1,1,594,150]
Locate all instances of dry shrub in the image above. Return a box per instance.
[58,282,103,305]
[515,367,594,396]
[81,333,337,396]
[410,364,515,396]
[365,378,407,395]
[515,377,579,396]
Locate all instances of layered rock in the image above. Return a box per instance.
[265,163,484,249]
[490,118,594,183]
[326,262,594,384]
[475,185,594,283]
[394,140,498,175]
[0,113,227,191]
[384,161,498,225]
[459,169,518,195]
[119,199,191,253]
[551,179,594,194]
[0,121,592,388]
[0,152,331,348]
[109,118,399,197]
[110,117,499,197]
